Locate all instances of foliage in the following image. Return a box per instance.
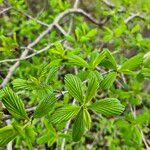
[0,0,149,149]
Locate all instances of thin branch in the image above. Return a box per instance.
[101,0,145,23]
[0,6,12,15]
[55,24,68,35]
[15,9,49,27]
[125,13,145,24]
[0,41,62,63]
[101,0,124,12]
[144,52,150,59]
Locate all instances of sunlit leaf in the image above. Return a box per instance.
[89,98,125,117]
[65,74,84,103]
[34,93,56,118]
[2,87,28,120]
[50,105,80,124]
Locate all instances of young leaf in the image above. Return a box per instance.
[0,125,18,147]
[68,55,89,68]
[37,131,56,146]
[83,109,91,129]
[65,74,84,103]
[72,108,85,142]
[86,29,97,38]
[45,66,58,84]
[119,54,144,72]
[2,87,28,120]
[105,49,117,70]
[34,93,56,118]
[91,50,106,69]
[89,98,125,117]
[12,79,30,90]
[84,76,99,104]
[37,123,56,146]
[100,72,117,90]
[24,124,36,142]
[88,70,103,82]
[50,105,80,124]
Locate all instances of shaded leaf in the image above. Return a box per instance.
[72,108,85,142]
[37,131,56,146]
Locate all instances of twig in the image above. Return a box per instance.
[15,9,49,27]
[125,13,145,24]
[0,6,12,15]
[0,41,62,63]
[144,52,150,59]
[55,24,68,35]
[101,0,145,24]
[101,0,124,12]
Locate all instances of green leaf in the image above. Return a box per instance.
[114,24,126,37]
[91,50,106,69]
[68,55,89,68]
[85,76,99,104]
[105,49,117,69]
[88,70,103,82]
[131,25,140,33]
[45,66,58,84]
[37,123,56,146]
[2,87,28,120]
[141,68,150,78]
[50,105,80,124]
[89,98,125,117]
[119,54,144,72]
[37,131,56,145]
[83,109,91,129]
[72,108,85,142]
[65,74,84,103]
[12,122,26,139]
[100,72,117,90]
[34,93,56,118]
[0,125,18,147]
[54,42,65,55]
[86,29,97,38]
[12,79,33,90]
[24,124,36,142]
